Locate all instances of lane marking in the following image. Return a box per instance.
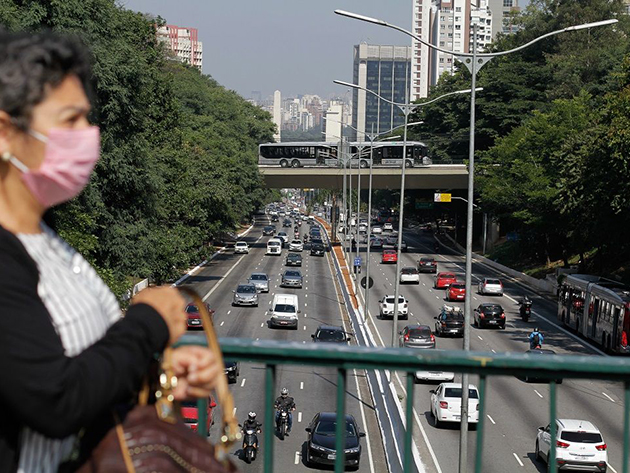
[220,321,224,326]
[227,310,231,315]
[609,465,619,473]
[300,382,304,390]
[240,378,246,387]
[298,412,303,423]
[602,392,616,403]
[304,313,307,318]
[512,452,524,467]
[255,337,259,341]
[260,322,264,327]
[477,335,483,340]
[294,451,300,465]
[233,407,237,415]
[491,349,496,353]
[487,415,496,425]
[303,326,306,331]
[534,389,544,399]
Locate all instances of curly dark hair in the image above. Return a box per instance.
[0,30,92,130]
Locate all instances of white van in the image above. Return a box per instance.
[269,294,299,329]
[266,238,282,255]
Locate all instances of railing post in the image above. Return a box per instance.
[404,373,415,472]
[548,381,558,473]
[197,397,208,437]
[474,375,487,473]
[624,381,630,473]
[335,368,347,473]
[264,364,276,473]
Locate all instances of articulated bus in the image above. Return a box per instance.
[558,274,630,354]
[258,141,431,168]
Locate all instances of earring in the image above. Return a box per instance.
[1,151,13,162]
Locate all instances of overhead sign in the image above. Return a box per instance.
[434,193,452,203]
[415,202,434,209]
[354,257,362,267]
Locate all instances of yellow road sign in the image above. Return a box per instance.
[434,193,452,203]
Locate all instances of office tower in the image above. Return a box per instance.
[156,24,203,71]
[351,43,412,141]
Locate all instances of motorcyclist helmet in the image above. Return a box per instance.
[534,327,539,332]
[281,387,289,397]
[248,412,256,421]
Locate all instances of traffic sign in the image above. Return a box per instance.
[434,193,452,203]
[354,257,362,267]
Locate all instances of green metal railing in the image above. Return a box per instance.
[180,335,630,473]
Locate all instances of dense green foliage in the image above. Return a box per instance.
[1,0,275,295]
[411,0,630,275]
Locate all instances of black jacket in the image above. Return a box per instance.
[274,396,296,411]
[0,226,169,472]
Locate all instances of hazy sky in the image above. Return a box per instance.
[119,0,415,100]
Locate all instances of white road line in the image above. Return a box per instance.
[268,301,272,305]
[473,297,478,301]
[491,349,496,353]
[227,310,231,315]
[487,415,496,425]
[435,295,440,299]
[294,451,300,465]
[304,303,307,307]
[233,407,237,415]
[534,389,544,399]
[602,392,616,403]
[305,294,308,297]
[298,412,303,423]
[260,322,264,327]
[255,337,259,341]
[478,335,483,340]
[303,326,306,331]
[300,382,304,390]
[240,378,246,387]
[220,321,224,326]
[512,452,524,467]
[608,464,619,473]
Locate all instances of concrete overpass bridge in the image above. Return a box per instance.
[258,164,468,190]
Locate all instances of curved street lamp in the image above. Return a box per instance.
[334,9,618,473]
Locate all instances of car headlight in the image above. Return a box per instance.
[225,365,236,371]
[310,443,330,452]
[345,447,360,454]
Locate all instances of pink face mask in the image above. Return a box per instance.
[4,127,100,208]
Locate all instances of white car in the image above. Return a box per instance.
[400,267,420,284]
[289,240,304,252]
[266,239,282,255]
[234,241,249,254]
[372,226,383,235]
[536,419,608,472]
[379,295,409,319]
[430,383,479,427]
[276,232,289,245]
[414,357,455,382]
[383,222,394,231]
[478,278,503,296]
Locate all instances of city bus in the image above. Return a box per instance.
[258,141,431,168]
[557,274,630,354]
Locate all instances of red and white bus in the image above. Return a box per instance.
[558,274,630,354]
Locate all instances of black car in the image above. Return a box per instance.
[271,215,279,222]
[305,412,365,469]
[286,253,302,266]
[224,360,240,383]
[520,349,563,383]
[283,219,292,227]
[474,303,506,329]
[434,306,465,337]
[312,325,351,343]
[311,242,325,256]
[262,225,275,236]
[418,257,437,273]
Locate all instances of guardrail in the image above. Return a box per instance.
[179,336,630,473]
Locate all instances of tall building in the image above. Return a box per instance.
[273,90,282,142]
[351,44,412,141]
[411,0,438,100]
[487,0,520,37]
[324,103,343,142]
[156,24,203,71]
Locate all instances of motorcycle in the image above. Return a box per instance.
[240,424,260,463]
[276,408,289,439]
[519,296,532,322]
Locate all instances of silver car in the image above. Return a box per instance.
[248,273,269,293]
[232,283,259,306]
[478,277,503,296]
[281,270,303,288]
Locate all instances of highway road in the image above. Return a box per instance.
[180,215,388,473]
[350,224,624,473]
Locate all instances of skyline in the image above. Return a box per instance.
[120,0,415,99]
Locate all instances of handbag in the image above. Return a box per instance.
[75,287,240,473]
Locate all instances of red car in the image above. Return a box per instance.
[181,397,217,435]
[435,272,457,289]
[447,283,466,301]
[186,302,214,330]
[382,249,398,264]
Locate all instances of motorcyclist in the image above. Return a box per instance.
[529,327,544,349]
[274,387,296,433]
[242,411,262,434]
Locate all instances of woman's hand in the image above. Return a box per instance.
[171,346,222,400]
[131,287,187,345]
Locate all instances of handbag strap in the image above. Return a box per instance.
[178,287,240,461]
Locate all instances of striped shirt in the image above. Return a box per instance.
[16,224,121,473]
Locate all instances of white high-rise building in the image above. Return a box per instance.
[411,0,438,100]
[156,24,203,71]
[324,103,343,142]
[273,90,282,142]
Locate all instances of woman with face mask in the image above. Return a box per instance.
[0,31,222,472]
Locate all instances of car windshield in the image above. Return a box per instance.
[402,268,418,274]
[317,330,346,341]
[444,312,464,321]
[444,388,479,399]
[278,232,287,236]
[420,258,434,263]
[409,327,431,337]
[250,274,267,281]
[486,279,501,285]
[274,304,296,313]
[482,305,502,312]
[185,305,199,313]
[315,420,357,437]
[441,274,455,278]
[237,285,256,293]
[560,431,603,443]
[288,254,300,259]
[450,284,465,289]
[285,271,300,277]
[236,242,247,246]
[291,240,301,244]
[385,297,405,304]
[268,241,280,246]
